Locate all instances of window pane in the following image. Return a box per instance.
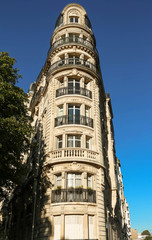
[67,173,74,187]
[54,216,61,240]
[67,135,74,147]
[75,174,82,187]
[58,105,63,116]
[65,215,83,239]
[57,135,62,148]
[56,175,62,187]
[70,17,73,22]
[87,175,93,188]
[88,216,94,239]
[75,140,81,147]
[86,136,91,149]
[75,17,78,23]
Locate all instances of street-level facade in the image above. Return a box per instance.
[0,3,131,240]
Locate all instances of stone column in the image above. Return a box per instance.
[83,214,88,239]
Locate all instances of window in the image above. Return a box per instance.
[55,175,62,188]
[68,78,80,94]
[67,173,82,188]
[68,105,80,124]
[54,216,61,240]
[69,33,79,42]
[67,135,81,148]
[68,55,81,65]
[87,175,93,188]
[57,135,62,148]
[86,136,91,149]
[65,215,83,239]
[88,216,94,239]
[69,17,79,23]
[85,106,90,126]
[85,105,90,117]
[58,105,63,116]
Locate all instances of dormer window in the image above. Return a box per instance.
[69,16,79,23]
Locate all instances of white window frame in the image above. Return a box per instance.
[69,16,79,23]
[86,136,91,149]
[67,135,81,148]
[87,175,93,189]
[67,173,82,188]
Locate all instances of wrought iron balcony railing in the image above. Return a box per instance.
[56,87,92,99]
[47,58,97,76]
[52,188,96,203]
[55,115,93,128]
[48,36,96,55]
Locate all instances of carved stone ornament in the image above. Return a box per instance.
[64,162,85,172]
[69,10,79,16]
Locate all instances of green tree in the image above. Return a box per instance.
[141,230,151,236]
[0,52,32,199]
[145,237,152,240]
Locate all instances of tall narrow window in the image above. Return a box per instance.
[68,105,80,124]
[58,105,63,116]
[87,175,93,188]
[88,216,94,239]
[54,216,61,240]
[68,79,80,94]
[86,136,91,149]
[85,105,90,117]
[55,175,62,188]
[67,135,81,148]
[57,135,62,148]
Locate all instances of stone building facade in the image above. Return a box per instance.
[0,3,131,240]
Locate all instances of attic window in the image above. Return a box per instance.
[69,16,79,23]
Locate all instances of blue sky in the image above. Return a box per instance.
[1,0,152,234]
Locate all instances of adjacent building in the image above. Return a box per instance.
[0,3,131,240]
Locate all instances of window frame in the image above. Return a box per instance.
[67,135,81,148]
[67,173,82,188]
[57,135,63,149]
[69,16,79,23]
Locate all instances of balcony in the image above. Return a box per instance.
[56,87,92,99]
[55,115,93,128]
[48,36,97,55]
[47,58,97,76]
[51,188,96,203]
[50,148,97,161]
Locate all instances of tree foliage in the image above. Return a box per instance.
[141,230,151,236]
[0,52,32,199]
[145,237,152,240]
